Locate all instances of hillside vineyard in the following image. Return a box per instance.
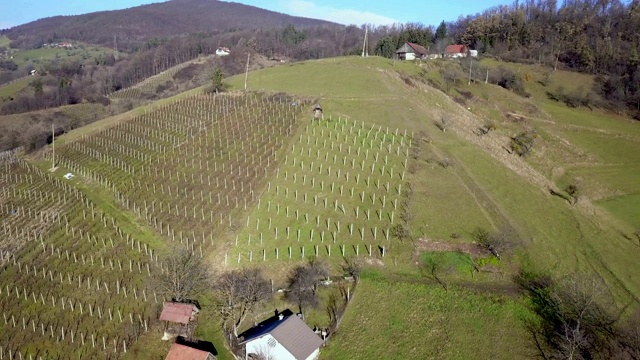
[0,92,308,358]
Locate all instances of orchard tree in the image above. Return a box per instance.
[209,67,226,94]
[214,268,271,340]
[286,258,330,318]
[152,246,211,302]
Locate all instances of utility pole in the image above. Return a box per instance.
[468,56,473,85]
[361,25,368,57]
[244,53,250,90]
[51,123,56,171]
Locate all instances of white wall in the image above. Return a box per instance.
[246,335,296,360]
[405,53,416,61]
[304,348,320,360]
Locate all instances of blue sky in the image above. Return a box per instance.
[1,0,512,29]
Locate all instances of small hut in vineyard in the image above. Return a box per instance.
[160,302,200,340]
[312,104,323,120]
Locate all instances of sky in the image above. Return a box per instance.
[1,0,512,29]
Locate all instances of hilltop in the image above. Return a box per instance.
[4,0,337,50]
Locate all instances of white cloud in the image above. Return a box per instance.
[281,0,399,26]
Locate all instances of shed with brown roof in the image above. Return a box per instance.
[165,343,216,360]
[160,302,199,325]
[396,42,428,61]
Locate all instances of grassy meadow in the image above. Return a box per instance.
[9,45,117,70]
[322,271,532,360]
[0,77,31,101]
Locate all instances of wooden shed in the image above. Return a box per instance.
[312,104,323,120]
[160,302,200,340]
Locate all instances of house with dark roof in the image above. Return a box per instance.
[396,42,428,61]
[444,44,469,58]
[165,343,216,360]
[239,310,323,360]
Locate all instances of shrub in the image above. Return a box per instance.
[490,66,530,97]
[510,129,537,157]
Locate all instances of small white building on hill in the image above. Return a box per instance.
[215,47,230,56]
[396,42,428,61]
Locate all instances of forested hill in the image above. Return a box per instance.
[3,0,337,51]
[448,0,640,117]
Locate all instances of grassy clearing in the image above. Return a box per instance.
[0,76,31,100]
[322,272,531,360]
[9,45,115,70]
[0,35,10,48]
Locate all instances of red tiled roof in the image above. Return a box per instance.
[160,302,197,324]
[444,44,467,54]
[407,42,428,55]
[165,343,212,360]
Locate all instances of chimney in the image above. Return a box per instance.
[278,314,284,321]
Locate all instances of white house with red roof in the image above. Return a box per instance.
[444,44,469,58]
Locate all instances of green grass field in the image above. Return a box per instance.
[322,272,531,360]
[0,36,10,48]
[0,76,31,101]
[9,45,115,70]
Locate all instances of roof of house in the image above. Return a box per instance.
[406,42,428,55]
[160,302,198,324]
[165,343,213,360]
[240,310,323,360]
[444,44,467,54]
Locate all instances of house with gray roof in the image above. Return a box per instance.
[239,310,323,360]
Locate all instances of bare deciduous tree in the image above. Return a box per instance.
[153,246,211,302]
[420,254,447,290]
[286,258,330,318]
[473,226,516,260]
[213,268,271,340]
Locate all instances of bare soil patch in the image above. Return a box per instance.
[414,237,491,259]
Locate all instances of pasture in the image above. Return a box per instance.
[322,271,531,360]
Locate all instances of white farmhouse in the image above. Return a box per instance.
[215,47,230,56]
[239,310,323,360]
